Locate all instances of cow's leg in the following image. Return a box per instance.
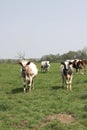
[27,77,33,91]
[67,85,69,90]
[81,68,84,74]
[69,84,72,91]
[69,76,72,91]
[67,82,72,91]
[24,85,26,93]
[66,78,70,91]
[31,79,34,90]
[23,80,26,93]
[62,75,65,88]
[66,81,69,91]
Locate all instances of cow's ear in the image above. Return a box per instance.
[19,61,23,66]
[61,62,65,65]
[26,61,30,65]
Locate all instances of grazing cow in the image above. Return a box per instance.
[72,59,82,72]
[19,60,38,93]
[81,59,87,73]
[41,61,50,72]
[72,59,87,74]
[60,61,73,91]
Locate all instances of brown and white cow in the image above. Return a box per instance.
[19,60,38,93]
[71,59,87,74]
[60,61,73,91]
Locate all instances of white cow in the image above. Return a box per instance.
[41,61,50,72]
[19,60,38,93]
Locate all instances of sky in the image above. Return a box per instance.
[0,0,87,59]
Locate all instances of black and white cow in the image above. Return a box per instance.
[41,61,50,72]
[60,61,73,91]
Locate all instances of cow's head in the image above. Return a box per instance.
[19,60,30,72]
[19,60,30,67]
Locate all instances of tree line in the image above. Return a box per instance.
[0,47,87,63]
[40,47,87,62]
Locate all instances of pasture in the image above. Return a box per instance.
[0,62,87,130]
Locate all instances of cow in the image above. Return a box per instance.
[70,59,87,74]
[72,59,82,73]
[65,59,87,74]
[41,61,50,72]
[19,60,38,93]
[60,61,73,91]
[81,59,87,73]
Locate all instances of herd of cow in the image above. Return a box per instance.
[19,59,87,93]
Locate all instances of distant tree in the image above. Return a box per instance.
[16,52,25,59]
[73,50,82,59]
[82,47,87,55]
[60,51,77,61]
[41,54,57,62]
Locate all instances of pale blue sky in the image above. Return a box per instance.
[0,0,87,59]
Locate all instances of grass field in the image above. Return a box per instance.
[0,62,87,130]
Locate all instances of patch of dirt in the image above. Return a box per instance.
[9,113,75,130]
[40,113,75,128]
[18,119,29,128]
[47,113,75,123]
[9,115,15,120]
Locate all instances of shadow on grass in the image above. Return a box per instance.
[84,80,87,83]
[74,79,87,84]
[51,85,63,90]
[80,93,87,100]
[11,87,23,94]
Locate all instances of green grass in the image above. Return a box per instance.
[0,63,87,130]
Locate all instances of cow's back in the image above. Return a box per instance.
[28,62,38,76]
